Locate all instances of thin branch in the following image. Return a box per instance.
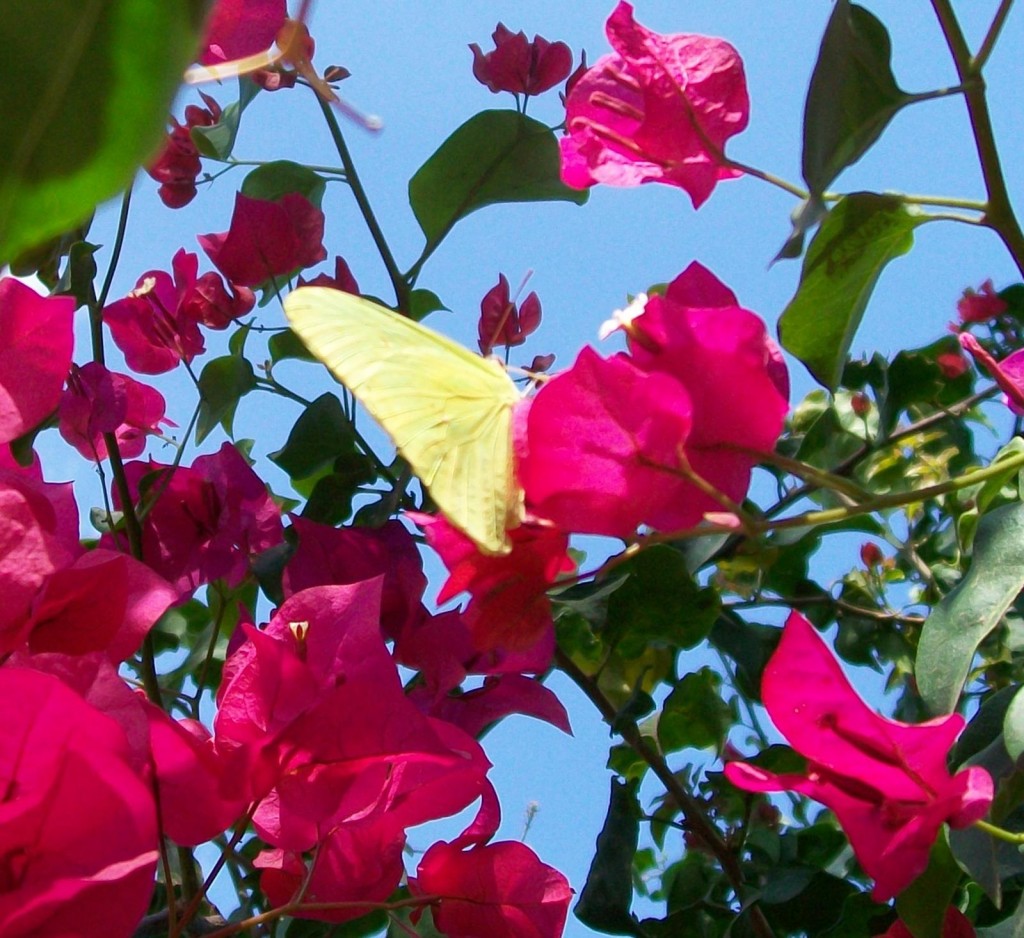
[931,0,1024,274]
[555,648,775,938]
[973,0,1016,72]
[316,94,408,309]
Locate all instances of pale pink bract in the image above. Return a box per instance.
[560,1,749,207]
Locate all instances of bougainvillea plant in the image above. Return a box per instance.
[4,1,1024,936]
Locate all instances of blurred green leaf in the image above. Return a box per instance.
[196,354,257,444]
[0,0,205,264]
[409,110,588,249]
[779,194,924,389]
[764,871,857,936]
[802,0,913,197]
[979,891,1024,938]
[954,686,1020,766]
[385,903,444,938]
[918,500,1024,715]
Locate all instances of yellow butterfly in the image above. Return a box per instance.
[284,287,523,555]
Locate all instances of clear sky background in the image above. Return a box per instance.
[52,2,1024,932]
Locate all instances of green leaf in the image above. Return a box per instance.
[779,194,924,389]
[663,853,713,914]
[953,685,1020,766]
[269,328,318,364]
[763,871,857,936]
[0,0,206,264]
[918,500,1024,715]
[576,777,645,936]
[195,355,257,444]
[301,455,377,526]
[657,668,732,754]
[269,393,357,480]
[8,215,94,288]
[979,892,1024,938]
[385,903,444,938]
[1005,686,1024,762]
[191,77,261,160]
[895,834,961,938]
[802,0,913,197]
[408,288,447,322]
[820,893,893,938]
[409,109,588,249]
[606,546,720,658]
[241,160,327,207]
[708,613,781,702]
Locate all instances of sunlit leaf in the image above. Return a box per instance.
[779,194,925,389]
[803,0,914,197]
[917,500,1024,715]
[409,110,588,251]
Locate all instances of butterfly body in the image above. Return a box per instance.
[284,287,522,554]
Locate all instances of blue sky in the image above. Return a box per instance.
[59,1,1024,932]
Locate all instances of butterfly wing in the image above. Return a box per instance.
[284,287,521,554]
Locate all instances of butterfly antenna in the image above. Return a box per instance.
[332,96,384,133]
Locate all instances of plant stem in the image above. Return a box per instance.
[555,648,776,938]
[975,818,1024,844]
[973,0,1016,72]
[931,0,1024,275]
[96,185,133,316]
[316,94,408,310]
[760,448,1024,533]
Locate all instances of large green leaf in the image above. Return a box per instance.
[802,1,913,198]
[409,109,588,251]
[778,194,924,389]
[0,0,205,264]
[917,500,1024,715]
